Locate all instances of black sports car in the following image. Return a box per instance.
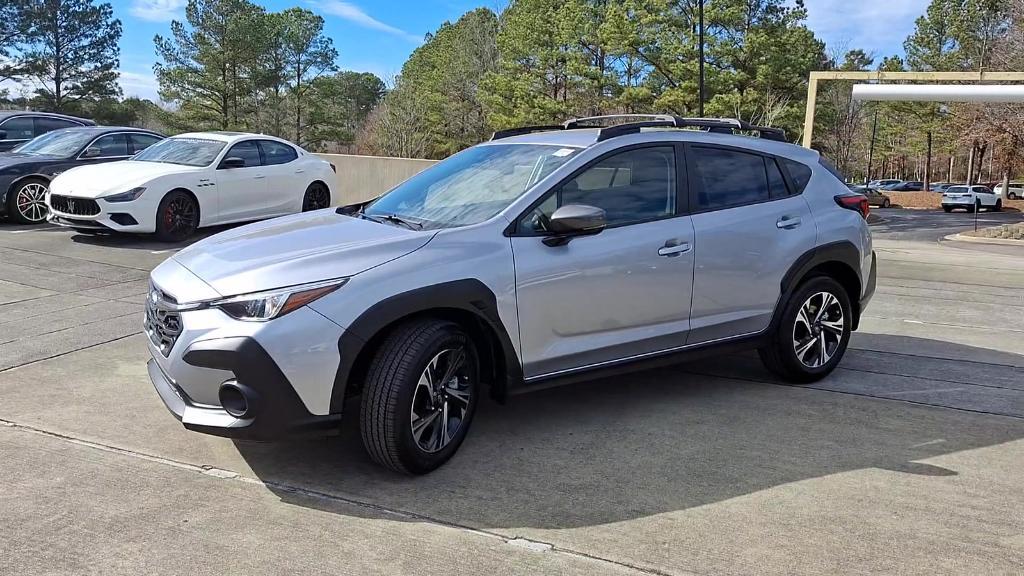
[0,126,164,224]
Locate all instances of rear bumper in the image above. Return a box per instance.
[148,336,341,440]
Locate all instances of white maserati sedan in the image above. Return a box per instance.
[46,131,336,241]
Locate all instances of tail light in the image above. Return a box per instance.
[835,194,870,219]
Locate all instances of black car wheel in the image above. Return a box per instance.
[360,319,479,474]
[302,183,331,212]
[155,191,199,242]
[881,198,891,208]
[993,199,1002,212]
[8,178,50,224]
[759,276,852,384]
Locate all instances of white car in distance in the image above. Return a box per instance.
[47,131,336,241]
[941,185,1001,213]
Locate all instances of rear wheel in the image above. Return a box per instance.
[993,199,1002,212]
[7,178,50,224]
[360,319,479,474]
[759,276,852,384]
[301,183,331,212]
[942,206,953,213]
[1009,192,1019,200]
[881,198,891,208]
[155,191,199,242]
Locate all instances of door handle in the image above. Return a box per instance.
[254,175,266,180]
[776,216,802,229]
[658,241,692,257]
[295,169,305,174]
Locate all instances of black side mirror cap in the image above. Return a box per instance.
[220,156,246,169]
[543,204,607,246]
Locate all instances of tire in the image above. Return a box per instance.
[943,206,953,213]
[360,319,479,474]
[968,201,978,213]
[7,178,50,224]
[301,182,331,212]
[993,200,1002,212]
[881,198,891,208]
[1009,192,1018,200]
[154,190,199,242]
[758,276,853,384]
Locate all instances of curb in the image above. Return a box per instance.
[944,233,1024,246]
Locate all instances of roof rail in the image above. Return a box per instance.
[489,114,788,143]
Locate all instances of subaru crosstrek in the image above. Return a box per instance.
[145,116,876,474]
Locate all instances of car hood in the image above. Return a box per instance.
[172,210,434,298]
[52,161,200,197]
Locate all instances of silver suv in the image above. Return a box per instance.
[146,116,876,474]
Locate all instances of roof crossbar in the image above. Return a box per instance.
[489,115,788,143]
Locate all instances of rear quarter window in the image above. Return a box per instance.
[781,158,812,194]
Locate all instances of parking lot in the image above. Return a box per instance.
[1,211,1023,575]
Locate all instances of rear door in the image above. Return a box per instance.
[128,133,162,155]
[214,140,270,222]
[256,140,303,215]
[685,145,817,344]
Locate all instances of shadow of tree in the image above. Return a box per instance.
[235,335,1024,530]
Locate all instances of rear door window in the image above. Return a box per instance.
[258,140,298,165]
[89,134,129,157]
[35,117,80,135]
[129,133,162,154]
[691,146,770,210]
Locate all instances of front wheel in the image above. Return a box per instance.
[7,178,50,224]
[155,191,199,242]
[301,183,331,212]
[1009,192,1018,200]
[758,276,852,383]
[993,199,1002,212]
[881,198,891,208]
[360,319,479,474]
[943,206,953,213]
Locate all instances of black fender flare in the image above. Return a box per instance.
[773,240,864,330]
[329,279,523,414]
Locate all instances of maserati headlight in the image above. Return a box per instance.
[104,187,147,203]
[212,278,348,321]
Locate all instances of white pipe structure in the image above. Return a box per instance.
[852,83,1024,102]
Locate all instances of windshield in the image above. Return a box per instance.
[947,186,969,194]
[13,130,94,157]
[363,144,580,229]
[133,137,225,166]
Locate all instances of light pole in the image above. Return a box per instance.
[698,0,705,117]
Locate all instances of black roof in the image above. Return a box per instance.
[48,125,164,137]
[0,110,95,125]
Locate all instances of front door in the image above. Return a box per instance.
[215,140,269,222]
[685,145,818,344]
[510,145,696,379]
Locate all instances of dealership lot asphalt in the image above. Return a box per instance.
[1,212,1022,575]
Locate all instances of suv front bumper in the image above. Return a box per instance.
[148,336,341,440]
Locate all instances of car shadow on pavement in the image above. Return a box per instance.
[68,224,240,251]
[234,336,1024,530]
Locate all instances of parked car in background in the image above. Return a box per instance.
[994,182,1023,200]
[868,179,901,189]
[884,180,924,191]
[143,115,876,474]
[0,127,164,224]
[0,111,94,152]
[931,182,955,192]
[942,185,1001,212]
[47,131,336,241]
[850,185,891,208]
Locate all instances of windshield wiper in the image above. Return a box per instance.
[379,214,423,230]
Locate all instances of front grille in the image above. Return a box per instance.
[50,194,100,216]
[144,285,183,356]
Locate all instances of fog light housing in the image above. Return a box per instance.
[218,381,258,418]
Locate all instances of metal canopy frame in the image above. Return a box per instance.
[801,71,1024,148]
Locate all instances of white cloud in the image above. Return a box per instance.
[798,0,929,59]
[119,70,161,102]
[129,0,187,22]
[313,1,423,43]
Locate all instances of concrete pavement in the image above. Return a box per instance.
[0,217,1022,575]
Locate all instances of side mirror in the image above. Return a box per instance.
[543,204,606,246]
[220,156,246,169]
[81,147,102,158]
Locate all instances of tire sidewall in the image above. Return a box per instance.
[776,277,852,380]
[394,327,480,474]
[302,183,328,212]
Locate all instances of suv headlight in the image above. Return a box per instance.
[104,187,147,203]
[211,278,347,321]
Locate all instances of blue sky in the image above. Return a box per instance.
[86,0,932,101]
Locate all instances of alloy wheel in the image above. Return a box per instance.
[409,347,473,453]
[792,291,845,369]
[304,185,330,211]
[16,182,49,223]
[165,196,197,236]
